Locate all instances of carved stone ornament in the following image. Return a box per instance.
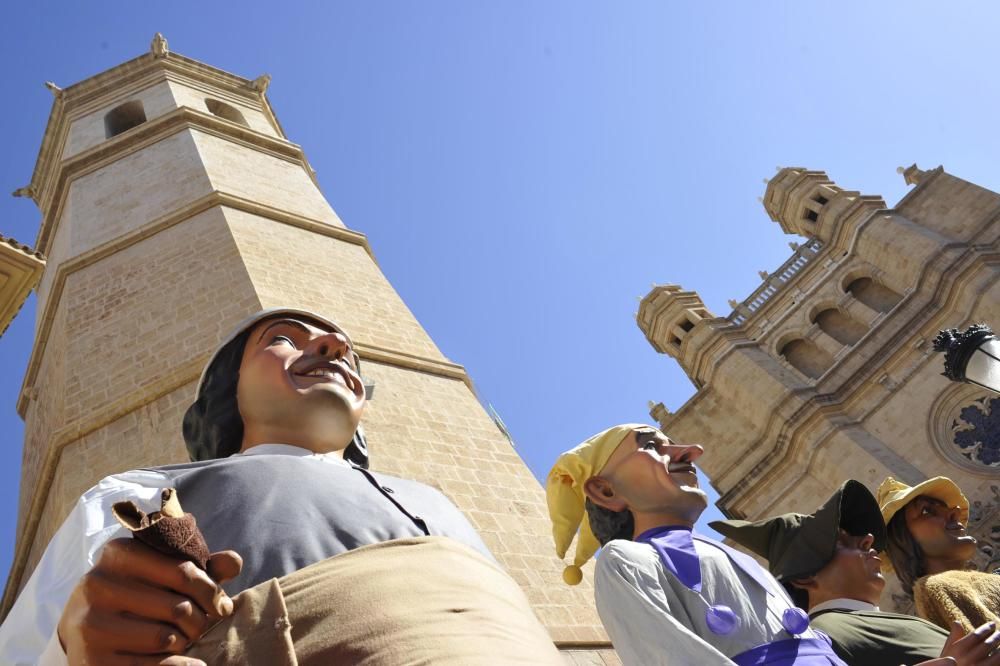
[252,74,272,94]
[150,33,169,58]
[929,384,1000,476]
[951,396,1000,468]
[967,484,1000,574]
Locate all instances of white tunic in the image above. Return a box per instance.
[0,445,350,666]
[594,537,826,666]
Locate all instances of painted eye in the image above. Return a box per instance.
[641,441,658,451]
[269,335,296,347]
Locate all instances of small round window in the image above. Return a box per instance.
[930,383,1000,474]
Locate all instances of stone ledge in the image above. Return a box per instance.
[17,191,373,417]
[28,49,285,219]
[33,106,317,252]
[0,234,45,338]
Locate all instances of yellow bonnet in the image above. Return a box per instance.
[546,424,646,585]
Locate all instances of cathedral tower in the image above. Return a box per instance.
[641,165,1000,603]
[0,37,613,657]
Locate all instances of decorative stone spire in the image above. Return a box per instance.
[150,33,169,58]
[637,284,714,362]
[251,74,272,94]
[648,401,672,429]
[897,163,926,187]
[761,167,885,241]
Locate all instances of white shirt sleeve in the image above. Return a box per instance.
[0,470,168,666]
[594,545,736,666]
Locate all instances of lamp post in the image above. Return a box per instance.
[933,324,1000,394]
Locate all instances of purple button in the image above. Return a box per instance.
[782,607,810,635]
[705,605,739,635]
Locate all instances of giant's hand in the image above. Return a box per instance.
[56,538,242,666]
[938,620,1000,666]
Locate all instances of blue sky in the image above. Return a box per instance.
[2,2,1000,587]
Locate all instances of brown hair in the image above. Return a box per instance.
[585,498,635,546]
[884,509,926,598]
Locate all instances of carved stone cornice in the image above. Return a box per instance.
[17,190,375,417]
[0,235,45,338]
[32,105,315,254]
[28,50,285,218]
[704,227,1000,515]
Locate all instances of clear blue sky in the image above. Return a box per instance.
[3,2,1000,587]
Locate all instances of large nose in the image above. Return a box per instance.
[307,331,351,360]
[665,443,704,463]
[858,533,875,551]
[946,505,965,525]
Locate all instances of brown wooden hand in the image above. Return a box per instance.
[939,621,1000,666]
[56,490,242,665]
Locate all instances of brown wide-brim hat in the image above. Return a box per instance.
[183,308,371,465]
[710,479,886,582]
[876,476,969,574]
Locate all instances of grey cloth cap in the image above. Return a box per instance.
[710,479,887,582]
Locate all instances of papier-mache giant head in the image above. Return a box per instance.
[182,308,372,467]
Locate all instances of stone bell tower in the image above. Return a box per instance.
[640,165,1000,605]
[0,36,614,658]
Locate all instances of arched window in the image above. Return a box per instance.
[845,277,901,313]
[780,338,834,379]
[205,99,249,127]
[104,100,146,138]
[814,309,867,346]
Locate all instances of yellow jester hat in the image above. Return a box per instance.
[546,424,646,585]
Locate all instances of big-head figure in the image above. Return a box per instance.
[716,480,1000,666]
[879,476,1000,634]
[0,309,561,666]
[546,424,847,666]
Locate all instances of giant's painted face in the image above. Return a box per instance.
[903,495,977,563]
[236,315,367,455]
[812,529,885,603]
[586,428,707,525]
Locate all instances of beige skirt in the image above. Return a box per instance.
[186,536,563,665]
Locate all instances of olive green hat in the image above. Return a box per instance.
[710,479,886,582]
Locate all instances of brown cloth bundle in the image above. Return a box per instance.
[112,488,211,571]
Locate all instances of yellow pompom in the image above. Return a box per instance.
[563,564,583,586]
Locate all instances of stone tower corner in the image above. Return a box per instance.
[637,284,715,375]
[763,167,886,243]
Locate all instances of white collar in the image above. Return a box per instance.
[810,598,880,615]
[235,443,351,466]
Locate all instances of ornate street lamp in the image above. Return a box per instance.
[933,324,1000,394]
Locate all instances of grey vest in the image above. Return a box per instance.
[147,453,492,595]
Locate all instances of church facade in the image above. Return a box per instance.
[0,36,617,661]
[639,165,1000,603]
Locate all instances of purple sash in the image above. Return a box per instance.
[635,526,776,595]
[731,635,846,666]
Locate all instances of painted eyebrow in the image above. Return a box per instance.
[636,430,672,445]
[256,318,319,343]
[255,319,357,367]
